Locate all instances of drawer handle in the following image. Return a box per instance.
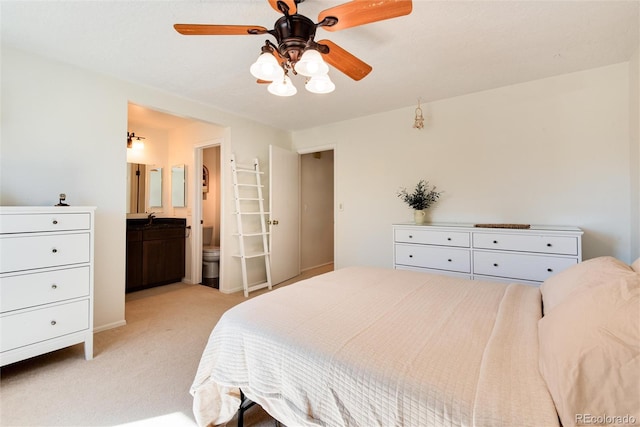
[409,254,413,258]
[52,248,58,254]
[51,284,58,290]
[493,263,499,267]
[493,240,498,244]
[52,220,58,225]
[447,237,452,241]
[547,268,553,272]
[546,243,552,247]
[50,320,57,326]
[408,235,413,239]
[447,259,452,262]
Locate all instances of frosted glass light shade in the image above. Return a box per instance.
[305,75,335,94]
[294,49,329,77]
[268,75,297,97]
[132,138,145,150]
[250,52,284,81]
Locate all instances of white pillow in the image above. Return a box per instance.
[540,256,636,315]
[538,272,640,427]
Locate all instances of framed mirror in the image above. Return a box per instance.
[149,167,163,209]
[128,163,163,213]
[127,163,147,214]
[171,164,187,207]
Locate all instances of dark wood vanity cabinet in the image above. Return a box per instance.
[126,230,144,290]
[141,227,185,287]
[126,219,186,293]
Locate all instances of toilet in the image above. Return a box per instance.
[202,226,220,280]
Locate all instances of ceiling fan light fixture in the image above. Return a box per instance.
[294,49,329,77]
[305,74,335,94]
[250,52,284,81]
[175,0,415,96]
[268,75,297,97]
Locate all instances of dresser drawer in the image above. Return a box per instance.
[473,233,578,255]
[473,251,578,282]
[394,229,470,248]
[1,266,90,313]
[395,244,471,273]
[0,300,90,352]
[0,213,91,234]
[0,233,90,273]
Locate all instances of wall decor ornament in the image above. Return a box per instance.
[413,99,424,129]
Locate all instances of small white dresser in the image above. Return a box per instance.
[393,223,583,286]
[0,206,95,366]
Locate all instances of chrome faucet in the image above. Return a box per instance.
[147,212,156,225]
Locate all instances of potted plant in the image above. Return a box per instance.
[397,179,442,224]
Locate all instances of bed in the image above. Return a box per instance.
[191,258,640,427]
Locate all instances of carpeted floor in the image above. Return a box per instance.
[0,264,333,427]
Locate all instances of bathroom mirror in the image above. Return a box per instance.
[171,164,187,207]
[149,167,163,208]
[127,163,147,214]
[128,163,163,213]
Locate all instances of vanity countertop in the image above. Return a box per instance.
[126,217,186,231]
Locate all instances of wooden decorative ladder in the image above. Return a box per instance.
[231,154,272,297]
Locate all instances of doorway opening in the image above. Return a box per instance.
[201,145,222,288]
[299,149,335,272]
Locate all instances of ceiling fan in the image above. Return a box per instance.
[174,0,413,96]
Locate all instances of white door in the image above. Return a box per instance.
[269,145,300,285]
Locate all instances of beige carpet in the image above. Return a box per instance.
[0,264,333,427]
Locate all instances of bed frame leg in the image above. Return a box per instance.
[238,389,281,427]
[238,389,256,427]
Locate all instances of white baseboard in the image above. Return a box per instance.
[93,320,127,333]
[301,261,334,272]
[219,285,243,294]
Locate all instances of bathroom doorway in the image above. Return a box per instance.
[200,144,222,288]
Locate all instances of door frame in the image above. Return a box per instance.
[192,138,225,285]
[297,144,337,270]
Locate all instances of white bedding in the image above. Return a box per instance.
[191,266,559,427]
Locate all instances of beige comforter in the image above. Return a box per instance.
[191,266,559,427]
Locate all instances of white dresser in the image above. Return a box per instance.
[393,223,583,286]
[0,206,95,366]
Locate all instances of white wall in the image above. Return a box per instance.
[293,63,637,267]
[1,47,291,330]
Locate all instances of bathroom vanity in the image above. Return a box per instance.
[126,218,186,292]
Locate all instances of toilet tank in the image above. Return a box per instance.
[203,226,213,246]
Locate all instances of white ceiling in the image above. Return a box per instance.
[2,1,638,131]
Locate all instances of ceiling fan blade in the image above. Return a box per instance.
[174,24,268,36]
[317,39,372,81]
[267,0,297,15]
[318,0,412,32]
